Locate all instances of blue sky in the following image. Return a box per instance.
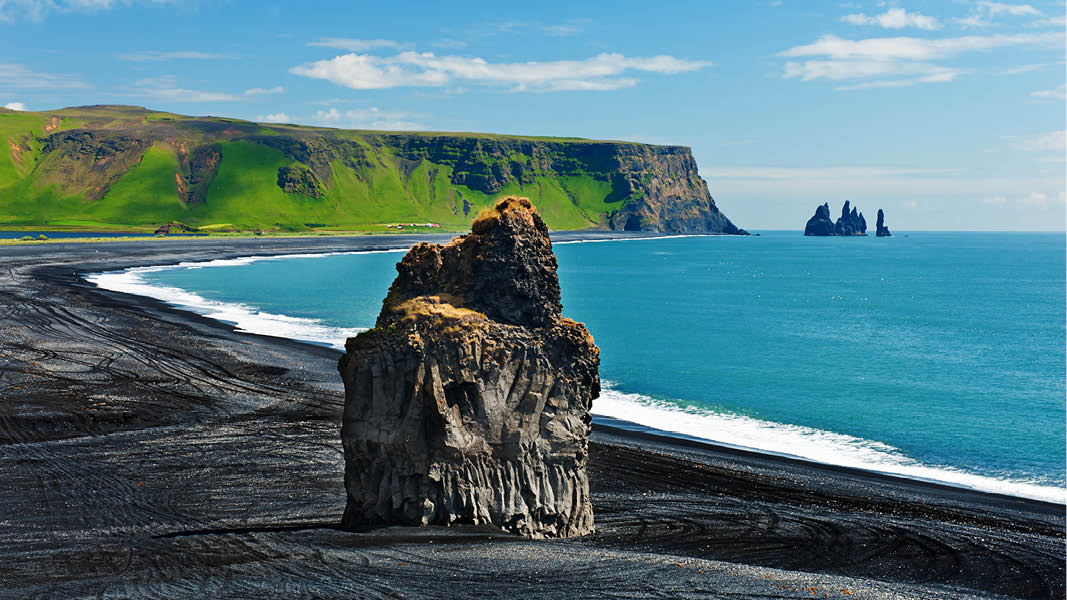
[1,0,1064,230]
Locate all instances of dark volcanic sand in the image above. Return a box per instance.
[0,236,1062,600]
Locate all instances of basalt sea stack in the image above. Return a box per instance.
[804,201,868,236]
[876,209,892,237]
[834,201,867,235]
[338,197,599,538]
[804,203,836,236]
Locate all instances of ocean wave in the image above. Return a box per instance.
[593,383,1066,504]
[85,250,1065,505]
[553,234,721,245]
[86,265,365,350]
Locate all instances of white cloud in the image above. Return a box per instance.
[307,38,406,52]
[117,50,234,62]
[543,23,583,36]
[835,71,960,90]
[291,51,712,92]
[130,75,240,102]
[981,192,1064,208]
[998,63,1049,75]
[780,32,1061,62]
[244,86,284,96]
[539,19,591,37]
[955,1,1043,28]
[1031,15,1067,27]
[784,59,960,83]
[983,2,1042,17]
[779,32,1062,87]
[311,107,424,130]
[841,8,942,30]
[472,19,591,38]
[257,112,290,123]
[432,39,467,49]
[0,62,86,89]
[1030,83,1066,101]
[1018,191,1048,207]
[1004,130,1066,152]
[0,0,177,22]
[705,165,1065,225]
[3,101,26,110]
[704,165,962,180]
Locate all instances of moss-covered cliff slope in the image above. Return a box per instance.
[0,105,745,233]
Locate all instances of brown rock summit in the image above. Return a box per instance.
[382,197,562,329]
[338,197,600,538]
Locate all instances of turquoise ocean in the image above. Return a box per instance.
[88,232,1067,502]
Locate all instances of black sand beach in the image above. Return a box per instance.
[0,236,1062,599]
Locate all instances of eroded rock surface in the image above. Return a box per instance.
[338,197,599,538]
[804,202,836,236]
[835,201,867,236]
[876,209,892,237]
[804,201,868,236]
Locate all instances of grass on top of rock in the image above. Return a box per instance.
[471,196,538,233]
[387,295,487,327]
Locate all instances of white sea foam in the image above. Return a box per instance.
[553,234,718,245]
[85,247,1066,505]
[593,383,1066,504]
[84,251,409,350]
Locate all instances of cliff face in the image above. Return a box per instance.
[337,197,599,538]
[0,105,745,234]
[605,145,744,233]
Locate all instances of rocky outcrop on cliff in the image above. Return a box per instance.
[337,197,599,538]
[276,165,324,198]
[153,222,197,235]
[604,145,746,234]
[876,209,891,237]
[804,201,868,236]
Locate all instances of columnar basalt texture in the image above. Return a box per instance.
[338,197,599,538]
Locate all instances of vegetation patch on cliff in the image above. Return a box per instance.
[0,105,745,234]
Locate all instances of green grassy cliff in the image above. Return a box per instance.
[0,105,745,234]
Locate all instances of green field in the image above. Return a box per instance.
[0,105,673,233]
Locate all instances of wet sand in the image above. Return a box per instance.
[0,236,1063,599]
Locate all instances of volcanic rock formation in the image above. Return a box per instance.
[804,201,868,236]
[835,201,867,236]
[804,203,836,236]
[337,197,599,538]
[876,209,892,237]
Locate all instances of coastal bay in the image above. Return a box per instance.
[0,237,1062,599]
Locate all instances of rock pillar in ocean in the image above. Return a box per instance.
[876,209,892,237]
[338,196,599,538]
[834,201,867,236]
[806,201,869,236]
[804,202,835,236]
